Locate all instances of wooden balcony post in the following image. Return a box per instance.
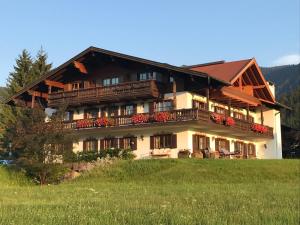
[172,75,177,109]
[228,99,231,117]
[31,95,35,108]
[246,104,250,122]
[260,105,264,125]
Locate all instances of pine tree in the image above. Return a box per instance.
[6,49,33,95]
[31,47,52,81]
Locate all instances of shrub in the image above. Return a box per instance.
[77,151,99,162]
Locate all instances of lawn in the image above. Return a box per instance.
[0,159,299,225]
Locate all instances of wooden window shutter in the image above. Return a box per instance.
[131,137,137,150]
[150,136,154,149]
[192,100,196,108]
[101,107,106,117]
[149,102,154,114]
[100,139,104,150]
[120,106,126,116]
[133,104,137,114]
[205,137,210,149]
[83,141,87,152]
[171,134,177,149]
[215,138,219,151]
[243,143,248,156]
[225,140,230,151]
[192,134,198,151]
[94,140,98,152]
[114,107,119,117]
[234,141,238,153]
[84,110,87,119]
[119,138,124,149]
[113,138,118,148]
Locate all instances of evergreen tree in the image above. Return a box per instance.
[6,49,33,95]
[31,47,52,80]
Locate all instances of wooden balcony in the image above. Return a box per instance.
[63,108,274,140]
[48,80,162,107]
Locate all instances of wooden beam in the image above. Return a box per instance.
[172,75,177,108]
[253,85,265,89]
[31,95,35,108]
[74,61,88,74]
[45,80,64,89]
[260,105,264,125]
[28,90,48,99]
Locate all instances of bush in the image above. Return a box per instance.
[76,151,98,162]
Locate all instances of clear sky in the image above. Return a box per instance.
[0,0,299,86]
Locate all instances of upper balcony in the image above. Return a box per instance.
[48,80,162,107]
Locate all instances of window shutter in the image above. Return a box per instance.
[114,107,119,117]
[243,143,248,157]
[101,108,106,117]
[113,138,118,148]
[215,138,219,151]
[83,141,87,152]
[133,104,137,114]
[205,137,210,149]
[120,106,126,116]
[171,134,177,149]
[70,111,74,121]
[192,100,196,108]
[119,138,124,149]
[84,110,87,119]
[100,139,104,150]
[150,136,154,149]
[94,140,98,152]
[225,140,230,151]
[192,134,198,151]
[131,137,137,150]
[149,102,154,114]
[234,141,238,153]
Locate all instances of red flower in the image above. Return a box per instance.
[95,117,111,127]
[153,112,170,122]
[210,113,224,124]
[76,119,94,128]
[251,124,268,133]
[225,117,235,126]
[131,114,149,124]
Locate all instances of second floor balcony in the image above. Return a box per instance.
[48,80,162,107]
[63,108,274,141]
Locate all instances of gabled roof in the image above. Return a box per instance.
[4,46,229,104]
[188,59,253,83]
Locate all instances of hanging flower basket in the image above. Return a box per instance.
[224,117,235,126]
[210,113,224,124]
[95,117,112,127]
[76,119,94,129]
[131,114,149,124]
[251,124,268,133]
[153,112,170,122]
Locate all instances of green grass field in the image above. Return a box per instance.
[0,159,299,225]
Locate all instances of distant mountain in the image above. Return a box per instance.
[261,64,300,98]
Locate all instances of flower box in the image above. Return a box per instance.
[153,112,170,122]
[131,114,149,124]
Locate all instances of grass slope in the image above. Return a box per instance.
[0,159,299,225]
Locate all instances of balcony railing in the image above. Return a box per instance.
[63,108,274,139]
[48,80,162,107]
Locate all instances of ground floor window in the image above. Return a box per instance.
[215,138,230,152]
[100,138,118,149]
[247,143,256,157]
[234,141,246,155]
[193,135,210,151]
[119,136,137,150]
[150,134,177,149]
[83,138,98,152]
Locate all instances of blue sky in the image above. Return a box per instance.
[0,0,299,86]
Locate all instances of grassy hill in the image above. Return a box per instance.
[0,159,299,225]
[261,64,300,98]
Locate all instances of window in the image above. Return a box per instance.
[214,106,226,115]
[121,105,136,115]
[138,72,162,81]
[248,143,256,157]
[248,116,254,123]
[111,77,119,85]
[108,106,119,117]
[120,136,137,150]
[233,112,246,120]
[150,134,177,149]
[156,101,173,112]
[72,82,83,90]
[64,111,74,121]
[103,78,111,86]
[169,76,174,83]
[100,138,118,149]
[193,135,209,151]
[192,100,207,110]
[83,139,98,152]
[84,108,98,119]
[234,141,245,155]
[215,138,230,151]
